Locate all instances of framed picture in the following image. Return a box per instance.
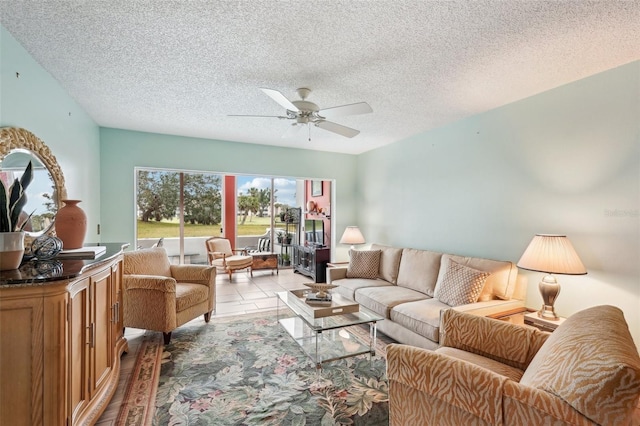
[312,180,323,196]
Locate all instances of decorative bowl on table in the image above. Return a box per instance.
[303,283,338,299]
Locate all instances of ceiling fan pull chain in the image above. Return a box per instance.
[308,124,311,142]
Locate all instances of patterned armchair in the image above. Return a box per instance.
[387,305,640,425]
[205,237,253,281]
[123,247,216,344]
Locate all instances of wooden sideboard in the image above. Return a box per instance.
[0,244,128,426]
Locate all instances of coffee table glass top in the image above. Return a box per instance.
[276,290,383,331]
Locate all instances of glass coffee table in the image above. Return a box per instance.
[276,289,384,370]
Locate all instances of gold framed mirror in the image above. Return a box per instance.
[0,127,67,242]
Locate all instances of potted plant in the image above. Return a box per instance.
[280,253,290,266]
[0,161,33,270]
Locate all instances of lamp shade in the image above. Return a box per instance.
[517,234,587,275]
[339,226,365,245]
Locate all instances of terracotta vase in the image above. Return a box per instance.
[0,231,25,271]
[55,200,87,249]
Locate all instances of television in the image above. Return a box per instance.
[304,219,324,247]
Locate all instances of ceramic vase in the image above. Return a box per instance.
[0,231,25,271]
[55,200,87,249]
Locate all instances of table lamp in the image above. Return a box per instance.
[517,234,587,320]
[339,226,365,250]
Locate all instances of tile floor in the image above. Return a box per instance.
[96,267,310,425]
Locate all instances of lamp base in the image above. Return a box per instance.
[538,274,561,321]
[538,304,560,321]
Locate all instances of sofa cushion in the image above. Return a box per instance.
[434,259,490,307]
[520,305,640,426]
[435,254,517,301]
[175,282,209,312]
[389,298,448,342]
[355,286,428,319]
[371,243,403,284]
[396,248,442,296]
[333,277,391,300]
[436,347,525,382]
[346,249,381,279]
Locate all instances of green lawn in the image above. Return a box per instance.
[137,216,276,238]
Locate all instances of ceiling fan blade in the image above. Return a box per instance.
[319,102,372,118]
[281,123,304,139]
[315,120,360,138]
[227,114,289,119]
[260,88,300,112]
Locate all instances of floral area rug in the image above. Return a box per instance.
[153,310,392,425]
[116,333,164,426]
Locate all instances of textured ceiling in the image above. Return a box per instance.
[1,1,638,154]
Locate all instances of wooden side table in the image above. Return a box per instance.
[250,253,278,276]
[492,309,565,332]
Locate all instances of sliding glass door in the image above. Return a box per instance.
[135,168,222,264]
[135,168,328,266]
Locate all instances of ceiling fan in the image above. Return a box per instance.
[230,87,373,139]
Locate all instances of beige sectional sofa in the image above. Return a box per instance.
[327,243,526,350]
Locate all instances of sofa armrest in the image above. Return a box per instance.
[170,264,216,285]
[502,380,597,425]
[122,275,177,331]
[327,266,347,284]
[387,343,506,425]
[123,275,177,292]
[440,309,549,371]
[450,299,525,317]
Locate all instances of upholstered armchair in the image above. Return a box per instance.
[387,305,640,425]
[205,237,253,281]
[122,247,216,344]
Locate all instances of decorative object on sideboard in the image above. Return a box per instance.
[339,226,366,251]
[1,127,69,256]
[31,235,63,260]
[517,234,587,321]
[0,160,33,270]
[55,199,87,249]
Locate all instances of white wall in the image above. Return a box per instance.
[357,61,640,346]
[99,128,358,257]
[0,26,101,242]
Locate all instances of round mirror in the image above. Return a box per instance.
[0,127,67,240]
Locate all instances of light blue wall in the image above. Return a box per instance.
[99,127,358,256]
[1,25,101,242]
[357,61,640,344]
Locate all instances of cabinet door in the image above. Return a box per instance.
[0,296,44,426]
[69,279,90,424]
[89,267,113,398]
[111,259,123,343]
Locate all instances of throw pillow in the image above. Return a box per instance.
[346,249,382,279]
[434,259,490,307]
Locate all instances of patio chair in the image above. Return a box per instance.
[206,237,253,281]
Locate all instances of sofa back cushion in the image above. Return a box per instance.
[396,248,442,296]
[520,305,640,426]
[371,243,403,284]
[124,247,172,277]
[435,254,517,301]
